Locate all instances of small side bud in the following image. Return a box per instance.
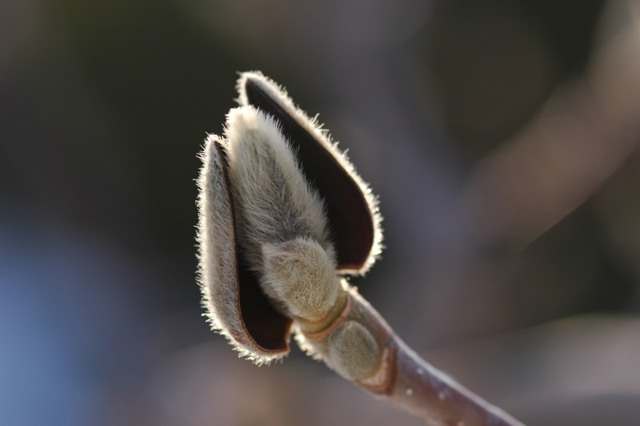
[328,320,380,380]
[262,237,339,320]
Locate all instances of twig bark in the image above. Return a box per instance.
[300,285,524,426]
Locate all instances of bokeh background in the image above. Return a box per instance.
[2,0,640,425]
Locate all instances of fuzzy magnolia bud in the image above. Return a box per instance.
[328,320,381,380]
[197,71,383,365]
[262,237,339,320]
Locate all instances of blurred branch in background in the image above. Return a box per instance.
[463,0,640,247]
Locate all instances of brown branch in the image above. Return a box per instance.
[300,286,524,426]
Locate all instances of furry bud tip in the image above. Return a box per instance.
[262,237,339,321]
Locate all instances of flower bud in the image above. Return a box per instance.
[262,237,339,320]
[328,320,381,380]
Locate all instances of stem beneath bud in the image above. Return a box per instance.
[299,287,524,426]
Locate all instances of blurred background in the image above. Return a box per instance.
[2,0,640,424]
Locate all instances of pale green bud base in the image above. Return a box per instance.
[296,285,393,386]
